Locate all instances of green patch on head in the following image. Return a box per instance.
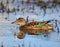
[37,23,44,27]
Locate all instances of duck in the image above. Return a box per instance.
[12,18,53,39]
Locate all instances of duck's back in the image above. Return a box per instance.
[20,22,47,30]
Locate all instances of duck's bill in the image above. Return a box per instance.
[11,21,16,24]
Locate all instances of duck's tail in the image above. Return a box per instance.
[44,20,53,24]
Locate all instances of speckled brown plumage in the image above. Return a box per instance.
[12,18,53,39]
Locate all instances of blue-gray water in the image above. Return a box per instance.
[0,0,60,47]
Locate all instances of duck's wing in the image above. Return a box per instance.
[26,20,52,26]
[26,21,48,26]
[20,22,39,29]
[20,21,53,30]
[28,22,39,25]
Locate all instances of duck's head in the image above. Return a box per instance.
[12,18,26,26]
